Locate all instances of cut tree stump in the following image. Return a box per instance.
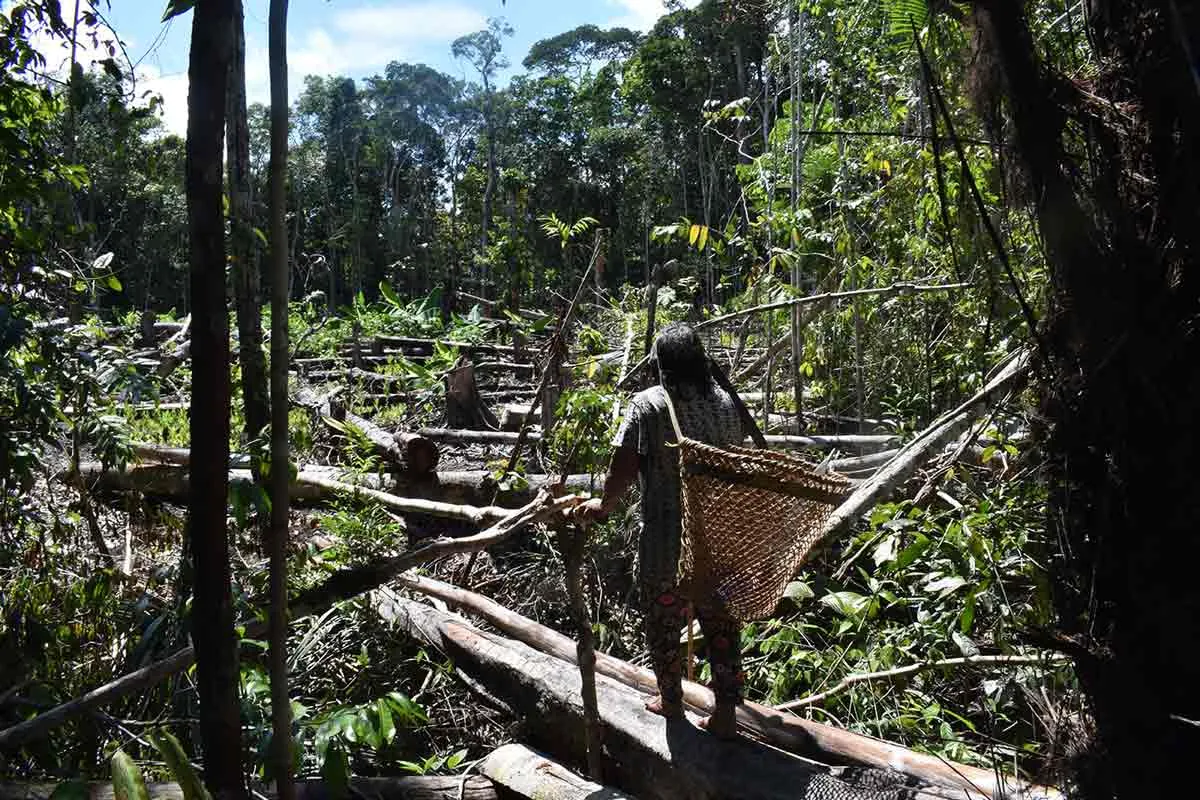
[376,595,961,800]
[478,743,635,799]
[445,356,500,430]
[0,778,498,800]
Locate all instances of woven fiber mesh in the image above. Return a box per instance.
[674,438,854,622]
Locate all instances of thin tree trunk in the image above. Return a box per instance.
[227,0,269,447]
[267,1,295,798]
[184,0,245,796]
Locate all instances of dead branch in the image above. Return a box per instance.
[776,654,1072,711]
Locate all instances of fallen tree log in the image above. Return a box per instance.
[396,574,1062,800]
[75,461,602,510]
[325,410,439,476]
[376,594,961,800]
[0,777,498,800]
[478,743,635,800]
[374,336,525,359]
[0,494,580,754]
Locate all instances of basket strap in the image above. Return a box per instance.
[657,377,687,445]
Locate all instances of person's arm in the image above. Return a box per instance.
[572,444,638,522]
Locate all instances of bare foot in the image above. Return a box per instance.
[644,694,684,719]
[697,704,738,740]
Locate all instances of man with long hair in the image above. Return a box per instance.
[572,322,748,739]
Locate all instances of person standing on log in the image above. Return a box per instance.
[571,322,747,739]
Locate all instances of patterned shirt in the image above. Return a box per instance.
[612,383,745,590]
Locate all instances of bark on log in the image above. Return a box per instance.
[376,595,960,800]
[326,410,439,476]
[396,574,1062,800]
[478,744,635,800]
[0,778,498,800]
[77,461,601,510]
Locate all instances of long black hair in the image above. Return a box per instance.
[651,322,714,394]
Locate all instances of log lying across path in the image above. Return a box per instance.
[396,574,1062,800]
[478,743,635,800]
[376,594,968,800]
[324,410,440,476]
[78,460,602,511]
[0,778,499,800]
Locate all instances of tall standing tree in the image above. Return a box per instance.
[180,0,246,795]
[267,0,295,798]
[227,0,268,449]
[452,17,512,256]
[963,2,1200,798]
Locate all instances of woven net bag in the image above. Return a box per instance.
[663,395,854,622]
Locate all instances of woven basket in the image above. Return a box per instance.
[669,429,854,622]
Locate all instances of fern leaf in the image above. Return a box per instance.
[884,0,928,38]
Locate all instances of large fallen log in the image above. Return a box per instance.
[478,743,635,800]
[374,336,525,359]
[0,777,498,800]
[75,461,601,510]
[396,574,1061,800]
[325,409,439,476]
[0,494,580,753]
[376,594,960,800]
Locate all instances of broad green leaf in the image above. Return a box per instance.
[111,750,150,800]
[696,226,709,251]
[161,0,196,21]
[926,575,967,596]
[872,534,899,566]
[376,697,396,745]
[379,281,401,307]
[820,590,870,619]
[893,532,930,571]
[689,224,701,246]
[783,581,813,602]
[106,275,123,292]
[446,748,468,770]
[148,728,212,800]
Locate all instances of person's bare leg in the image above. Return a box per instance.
[644,694,685,718]
[697,702,738,739]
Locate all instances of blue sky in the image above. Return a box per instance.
[32,1,688,136]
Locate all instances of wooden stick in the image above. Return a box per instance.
[775,654,1072,711]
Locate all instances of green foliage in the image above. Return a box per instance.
[110,750,150,800]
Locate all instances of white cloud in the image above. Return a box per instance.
[606,0,699,31]
[286,2,486,85]
[136,66,190,138]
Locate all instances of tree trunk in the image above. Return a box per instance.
[267,0,295,797]
[966,5,1200,798]
[227,0,268,447]
[184,0,245,796]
